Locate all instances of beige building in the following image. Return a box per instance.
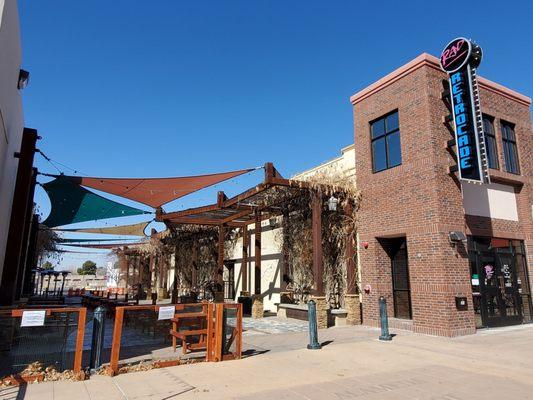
[0,0,24,284]
[225,145,356,313]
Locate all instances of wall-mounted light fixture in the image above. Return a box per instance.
[449,231,467,243]
[269,216,277,228]
[18,69,30,90]
[327,195,338,211]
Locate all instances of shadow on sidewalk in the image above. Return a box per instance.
[0,382,26,400]
[241,349,270,359]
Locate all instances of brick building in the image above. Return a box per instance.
[351,53,532,336]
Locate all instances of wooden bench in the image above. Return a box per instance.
[170,308,208,355]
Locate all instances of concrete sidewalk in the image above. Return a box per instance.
[3,324,533,400]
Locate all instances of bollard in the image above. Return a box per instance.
[89,306,106,371]
[307,300,322,350]
[378,296,392,341]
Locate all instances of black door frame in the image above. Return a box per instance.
[472,239,524,327]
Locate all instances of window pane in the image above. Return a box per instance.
[386,131,402,167]
[385,112,399,132]
[371,119,385,139]
[372,137,387,172]
[501,123,507,139]
[485,135,498,169]
[503,140,520,174]
[509,143,520,174]
[482,115,494,135]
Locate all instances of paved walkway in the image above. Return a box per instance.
[2,323,533,399]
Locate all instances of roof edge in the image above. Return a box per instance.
[349,53,531,107]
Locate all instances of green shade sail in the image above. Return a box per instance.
[42,176,151,228]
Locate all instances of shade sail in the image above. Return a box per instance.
[42,177,151,228]
[62,242,147,249]
[64,168,254,208]
[54,221,150,236]
[56,238,140,243]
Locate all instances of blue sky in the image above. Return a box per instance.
[18,0,533,270]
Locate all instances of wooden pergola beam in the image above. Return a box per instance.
[241,225,248,294]
[254,210,261,295]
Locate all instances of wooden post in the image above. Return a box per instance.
[0,128,39,305]
[109,307,124,376]
[217,225,225,285]
[15,168,38,301]
[311,193,324,295]
[281,209,290,292]
[254,211,261,295]
[241,225,249,295]
[73,307,87,374]
[236,304,243,358]
[345,201,357,294]
[191,242,198,290]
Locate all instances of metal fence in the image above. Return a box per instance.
[0,308,86,377]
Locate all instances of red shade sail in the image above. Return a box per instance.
[65,168,254,208]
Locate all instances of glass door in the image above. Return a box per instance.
[495,250,522,325]
[477,249,522,327]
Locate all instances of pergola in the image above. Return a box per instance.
[155,163,358,302]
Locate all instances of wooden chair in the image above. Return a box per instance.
[170,305,208,355]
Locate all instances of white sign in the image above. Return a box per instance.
[20,310,46,327]
[158,306,175,320]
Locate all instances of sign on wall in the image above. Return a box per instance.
[440,37,489,184]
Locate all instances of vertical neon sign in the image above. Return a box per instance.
[440,37,489,184]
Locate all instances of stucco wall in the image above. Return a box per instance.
[0,0,24,283]
[227,222,282,312]
[462,182,519,221]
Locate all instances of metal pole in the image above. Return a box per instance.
[307,300,322,350]
[379,296,392,341]
[89,306,106,371]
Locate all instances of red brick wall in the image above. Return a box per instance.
[353,60,532,337]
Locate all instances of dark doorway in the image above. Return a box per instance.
[469,237,531,328]
[379,237,412,319]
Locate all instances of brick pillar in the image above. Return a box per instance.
[345,294,361,325]
[252,295,263,319]
[310,296,328,329]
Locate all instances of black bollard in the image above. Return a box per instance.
[379,296,392,341]
[89,306,106,371]
[307,300,322,350]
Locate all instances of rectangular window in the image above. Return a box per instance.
[501,121,520,174]
[482,115,498,169]
[371,111,401,172]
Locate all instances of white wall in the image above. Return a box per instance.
[227,222,282,312]
[462,182,519,221]
[0,0,24,282]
